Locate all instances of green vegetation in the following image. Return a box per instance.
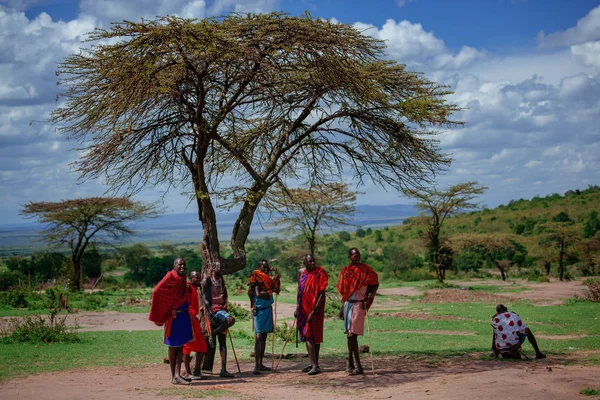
[0,294,599,382]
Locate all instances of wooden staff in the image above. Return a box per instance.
[274,318,296,371]
[365,310,375,376]
[227,330,241,374]
[271,293,278,370]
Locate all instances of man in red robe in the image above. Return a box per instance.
[182,270,207,380]
[296,254,328,376]
[337,248,379,375]
[149,258,193,385]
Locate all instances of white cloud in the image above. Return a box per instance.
[571,40,600,68]
[538,5,600,48]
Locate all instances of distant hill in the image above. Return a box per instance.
[0,203,417,254]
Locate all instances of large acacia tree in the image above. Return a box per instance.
[269,183,359,254]
[406,182,486,282]
[21,197,159,291]
[52,13,460,274]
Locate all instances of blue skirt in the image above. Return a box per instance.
[164,301,193,347]
[253,295,274,334]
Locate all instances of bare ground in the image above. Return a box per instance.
[1,278,597,400]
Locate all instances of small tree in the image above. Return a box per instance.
[539,222,579,281]
[269,183,358,254]
[21,197,159,291]
[448,233,524,281]
[406,182,487,282]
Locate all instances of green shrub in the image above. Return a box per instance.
[0,288,29,308]
[0,315,79,343]
[228,302,251,320]
[579,388,600,396]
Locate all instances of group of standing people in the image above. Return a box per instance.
[148,258,236,385]
[149,247,379,384]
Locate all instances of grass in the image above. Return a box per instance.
[1,280,599,382]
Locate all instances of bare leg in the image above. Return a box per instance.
[183,353,192,376]
[348,334,363,374]
[218,333,233,377]
[526,329,546,358]
[306,337,321,375]
[168,347,177,379]
[253,333,265,373]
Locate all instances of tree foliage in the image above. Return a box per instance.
[269,183,358,254]
[51,12,460,275]
[20,197,159,291]
[448,233,524,281]
[406,182,486,282]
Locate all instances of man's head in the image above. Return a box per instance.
[496,304,508,313]
[303,254,316,271]
[189,270,202,287]
[212,260,224,277]
[348,248,361,265]
[259,259,270,273]
[173,258,186,277]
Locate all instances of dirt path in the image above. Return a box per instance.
[1,279,597,400]
[1,356,597,400]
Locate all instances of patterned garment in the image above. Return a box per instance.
[149,269,189,338]
[337,262,379,310]
[492,311,528,350]
[296,266,328,343]
[247,270,281,297]
[183,284,207,355]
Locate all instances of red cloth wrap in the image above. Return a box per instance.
[148,269,189,338]
[297,266,328,342]
[183,284,207,354]
[247,270,281,297]
[337,262,379,310]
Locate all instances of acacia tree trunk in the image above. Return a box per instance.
[430,232,444,283]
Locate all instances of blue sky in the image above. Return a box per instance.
[0,0,599,225]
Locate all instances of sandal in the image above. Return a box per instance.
[171,377,191,385]
[259,365,272,371]
[348,368,364,376]
[307,366,321,376]
[301,365,312,373]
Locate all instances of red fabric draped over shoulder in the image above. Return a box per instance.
[337,262,379,309]
[148,269,189,326]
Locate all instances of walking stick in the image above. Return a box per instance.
[274,318,296,371]
[271,293,278,370]
[365,310,375,376]
[227,330,242,374]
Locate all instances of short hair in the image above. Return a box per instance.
[348,247,360,256]
[496,304,507,313]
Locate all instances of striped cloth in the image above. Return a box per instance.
[296,266,328,343]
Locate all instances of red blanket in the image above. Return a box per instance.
[337,262,379,309]
[296,266,328,342]
[148,269,189,328]
[184,284,207,354]
[247,270,281,297]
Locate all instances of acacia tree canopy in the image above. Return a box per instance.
[52,12,461,274]
[21,197,159,291]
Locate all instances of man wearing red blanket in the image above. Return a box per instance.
[149,258,193,385]
[337,248,379,376]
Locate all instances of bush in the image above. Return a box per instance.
[0,315,79,343]
[0,288,29,308]
[582,280,600,302]
[228,302,251,321]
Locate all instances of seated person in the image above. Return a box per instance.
[490,304,546,360]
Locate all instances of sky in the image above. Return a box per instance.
[0,0,599,225]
